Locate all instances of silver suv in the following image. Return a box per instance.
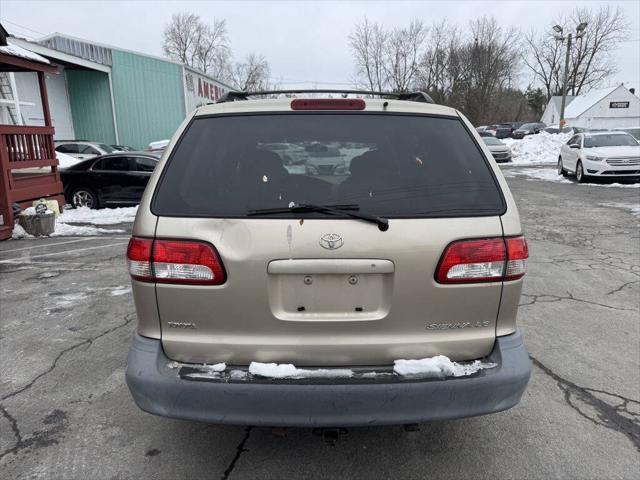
[125,91,531,427]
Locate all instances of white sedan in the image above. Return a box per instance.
[558,131,640,183]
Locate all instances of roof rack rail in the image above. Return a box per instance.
[216,89,435,104]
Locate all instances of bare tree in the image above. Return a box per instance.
[163,12,230,76]
[384,20,428,92]
[523,5,630,99]
[349,16,528,124]
[349,18,388,91]
[230,53,271,91]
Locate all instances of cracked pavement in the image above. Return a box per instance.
[0,170,639,479]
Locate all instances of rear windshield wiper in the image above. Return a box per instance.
[248,203,389,231]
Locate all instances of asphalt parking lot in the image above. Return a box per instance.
[1,167,639,480]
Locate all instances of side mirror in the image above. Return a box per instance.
[569,144,580,149]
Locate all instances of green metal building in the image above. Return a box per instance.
[11,34,235,150]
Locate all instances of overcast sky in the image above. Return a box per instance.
[1,0,639,92]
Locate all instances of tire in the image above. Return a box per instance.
[70,187,99,209]
[558,157,568,177]
[576,161,587,183]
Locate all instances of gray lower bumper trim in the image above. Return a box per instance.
[125,332,531,427]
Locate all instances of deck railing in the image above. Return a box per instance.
[0,125,64,239]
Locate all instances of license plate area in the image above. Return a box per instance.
[267,259,394,321]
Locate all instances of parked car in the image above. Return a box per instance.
[482,136,512,162]
[501,122,524,137]
[54,140,120,160]
[544,125,582,134]
[558,131,640,183]
[486,124,512,139]
[111,144,136,152]
[304,143,347,175]
[61,152,160,208]
[124,91,531,428]
[614,127,640,141]
[478,130,495,137]
[511,122,546,139]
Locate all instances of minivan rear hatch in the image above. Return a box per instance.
[149,110,508,366]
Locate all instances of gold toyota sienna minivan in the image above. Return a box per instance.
[125,91,531,427]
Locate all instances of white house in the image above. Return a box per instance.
[541,84,639,129]
[540,95,575,125]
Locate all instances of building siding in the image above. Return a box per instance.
[110,50,185,150]
[65,69,116,144]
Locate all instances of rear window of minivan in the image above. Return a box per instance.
[152,114,505,218]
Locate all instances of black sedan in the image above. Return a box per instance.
[60,152,160,209]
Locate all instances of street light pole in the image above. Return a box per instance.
[559,32,572,128]
[555,22,587,128]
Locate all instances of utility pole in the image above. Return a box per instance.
[559,33,572,127]
[554,22,588,128]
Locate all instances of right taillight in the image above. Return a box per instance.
[126,237,227,285]
[504,236,528,281]
[436,236,528,284]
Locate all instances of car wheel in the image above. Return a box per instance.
[71,187,99,209]
[558,157,568,177]
[576,161,587,183]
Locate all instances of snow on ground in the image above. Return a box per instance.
[249,362,354,379]
[11,206,136,239]
[49,206,137,236]
[57,206,138,225]
[601,203,640,218]
[109,286,132,296]
[503,167,640,188]
[393,356,497,377]
[504,168,572,184]
[50,223,125,237]
[11,224,34,240]
[503,132,571,165]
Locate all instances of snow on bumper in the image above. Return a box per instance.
[125,332,531,427]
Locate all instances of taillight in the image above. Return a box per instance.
[127,237,153,282]
[504,236,528,280]
[126,237,226,285]
[290,98,365,110]
[435,236,528,284]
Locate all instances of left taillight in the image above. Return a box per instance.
[127,237,153,282]
[126,237,226,285]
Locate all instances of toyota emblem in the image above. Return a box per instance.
[319,233,343,250]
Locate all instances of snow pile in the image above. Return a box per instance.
[394,356,497,377]
[503,132,572,165]
[249,362,354,379]
[11,223,33,240]
[57,206,138,225]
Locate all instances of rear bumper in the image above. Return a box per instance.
[125,331,531,427]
